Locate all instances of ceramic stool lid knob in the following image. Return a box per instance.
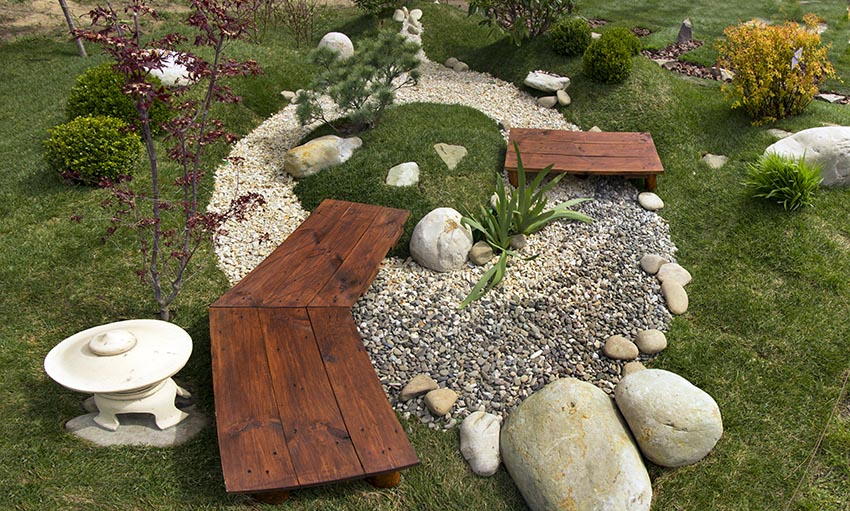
[88,329,137,356]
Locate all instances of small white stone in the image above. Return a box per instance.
[638,192,664,211]
[386,162,420,187]
[556,89,571,106]
[702,153,728,169]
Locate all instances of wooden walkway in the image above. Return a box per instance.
[209,199,418,500]
[505,128,664,191]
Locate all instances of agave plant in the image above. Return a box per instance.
[460,144,592,308]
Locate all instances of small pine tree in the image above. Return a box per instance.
[295,31,421,131]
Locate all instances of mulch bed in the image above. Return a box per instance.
[641,40,724,81]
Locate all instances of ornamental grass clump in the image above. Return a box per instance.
[716,15,835,124]
[460,145,591,307]
[743,153,822,211]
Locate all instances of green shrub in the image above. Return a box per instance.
[351,0,395,18]
[468,0,576,46]
[603,26,641,55]
[549,17,591,56]
[66,62,170,130]
[716,15,835,124]
[295,30,420,130]
[582,34,633,83]
[743,153,821,211]
[460,144,591,307]
[44,115,142,184]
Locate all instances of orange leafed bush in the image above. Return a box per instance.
[716,14,835,124]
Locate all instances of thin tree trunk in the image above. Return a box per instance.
[58,0,87,58]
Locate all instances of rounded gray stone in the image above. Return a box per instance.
[556,89,571,106]
[657,262,692,287]
[615,369,723,467]
[536,96,558,109]
[400,373,438,401]
[603,335,639,360]
[623,361,646,376]
[469,240,494,266]
[638,192,664,211]
[640,254,669,275]
[635,329,667,354]
[425,388,458,416]
[509,233,526,250]
[445,57,459,68]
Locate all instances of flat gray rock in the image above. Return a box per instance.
[400,373,438,401]
[434,143,468,170]
[702,153,728,169]
[425,388,458,416]
[537,96,557,109]
[65,408,207,447]
[523,71,570,93]
[766,128,793,139]
[816,93,844,103]
[615,369,723,467]
[501,378,651,511]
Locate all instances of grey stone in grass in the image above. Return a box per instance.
[764,126,850,186]
[500,378,651,511]
[434,143,468,170]
[638,192,664,211]
[603,335,639,360]
[524,71,570,93]
[400,373,438,401]
[657,262,692,287]
[407,24,421,35]
[640,254,669,275]
[425,388,458,416]
[615,369,723,467]
[661,280,688,315]
[635,329,667,354]
[766,128,793,139]
[677,17,692,44]
[588,125,602,132]
[445,57,459,68]
[280,90,296,101]
[537,96,558,109]
[460,411,502,476]
[409,8,423,21]
[392,8,405,22]
[556,89,571,106]
[816,93,844,104]
[469,240,494,265]
[386,162,419,187]
[702,153,729,169]
[591,31,602,39]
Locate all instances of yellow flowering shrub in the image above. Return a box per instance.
[716,15,835,124]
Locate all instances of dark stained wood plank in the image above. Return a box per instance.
[509,128,654,145]
[508,138,660,158]
[309,308,420,475]
[258,308,365,486]
[213,199,381,308]
[506,154,663,173]
[310,206,409,308]
[209,307,298,493]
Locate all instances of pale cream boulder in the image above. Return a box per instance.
[460,411,502,476]
[410,208,473,272]
[283,135,362,178]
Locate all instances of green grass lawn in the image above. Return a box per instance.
[2,1,849,510]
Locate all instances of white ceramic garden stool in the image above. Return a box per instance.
[44,319,193,431]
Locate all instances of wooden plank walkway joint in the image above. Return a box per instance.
[209,199,417,499]
[504,128,664,191]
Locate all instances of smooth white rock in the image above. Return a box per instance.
[452,61,469,73]
[764,126,850,186]
[816,93,844,103]
[280,90,296,101]
[500,378,651,511]
[537,96,557,109]
[147,50,194,87]
[640,254,669,275]
[317,32,354,59]
[386,161,420,186]
[615,369,723,467]
[409,8,423,21]
[424,388,458,416]
[635,329,667,354]
[392,9,405,22]
[523,71,570,92]
[657,262,692,287]
[445,57,459,68]
[410,208,473,272]
[460,411,502,476]
[556,89,571,106]
[638,192,664,211]
[661,280,688,314]
[283,135,362,178]
[766,128,793,139]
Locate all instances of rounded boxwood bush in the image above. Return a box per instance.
[603,26,642,55]
[582,35,634,84]
[66,62,170,130]
[549,17,592,56]
[44,115,142,184]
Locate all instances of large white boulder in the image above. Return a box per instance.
[615,369,723,468]
[764,126,850,186]
[523,71,571,93]
[500,378,651,511]
[409,208,473,272]
[317,32,354,59]
[147,50,194,87]
[460,411,502,477]
[283,135,362,178]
